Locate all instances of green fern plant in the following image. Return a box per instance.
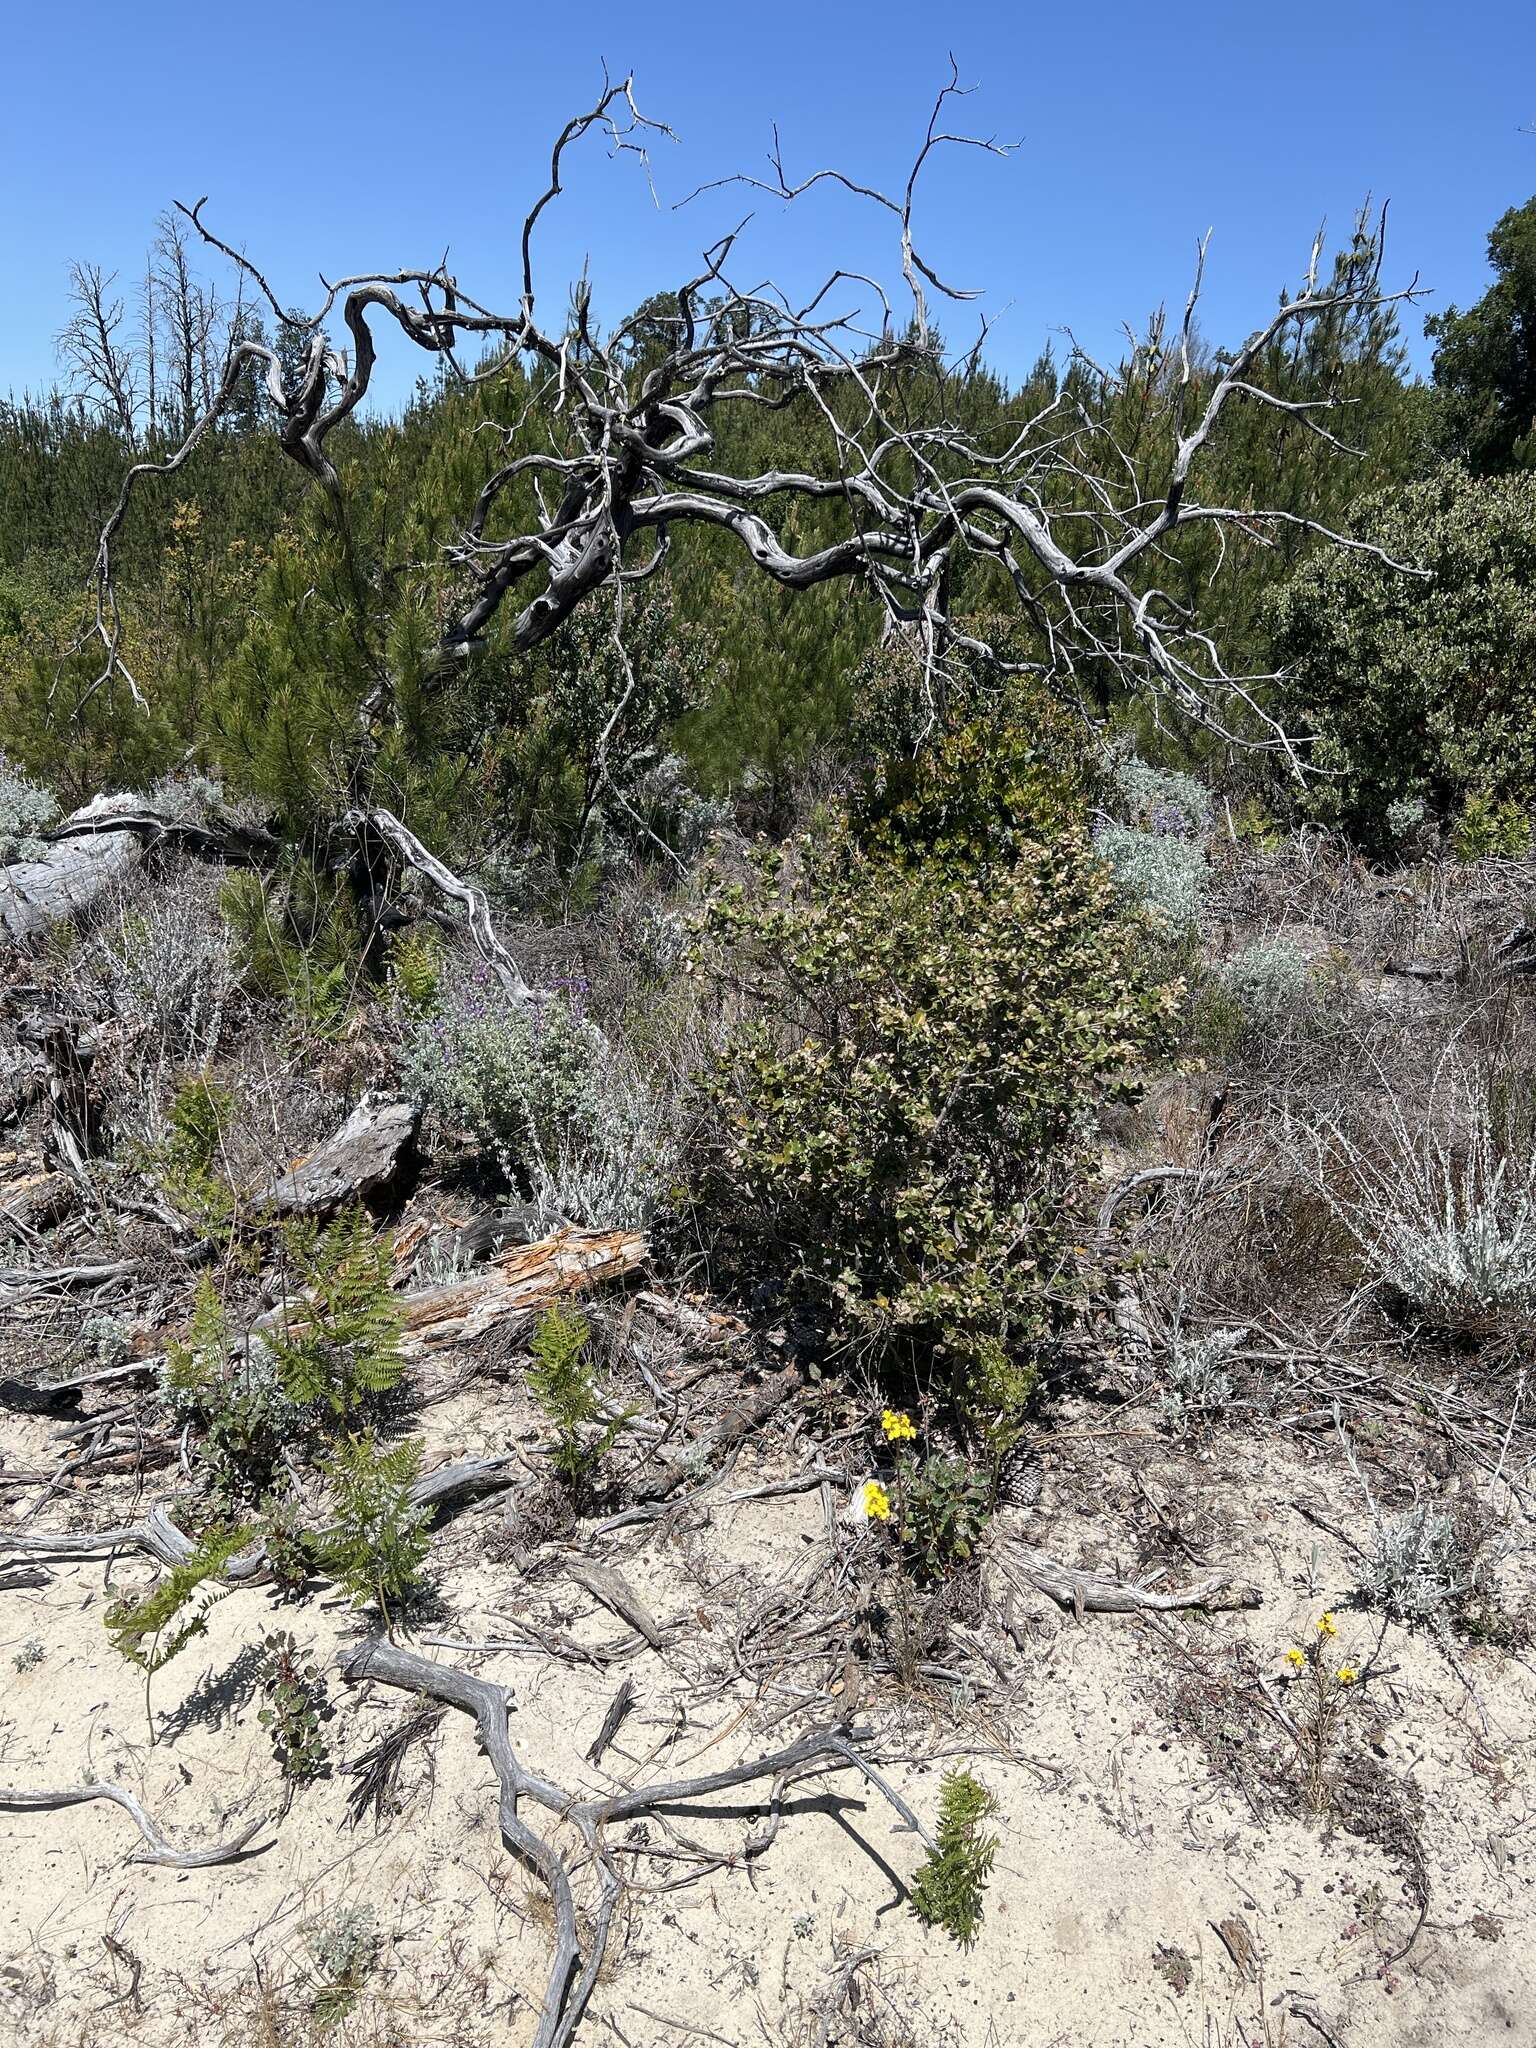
[317,1433,430,1631]
[387,927,442,1013]
[141,1074,238,1233]
[909,1768,1001,1948]
[104,1522,253,1742]
[270,1207,405,1418]
[527,1304,629,1498]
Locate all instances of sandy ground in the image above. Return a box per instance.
[4,1363,1534,2048]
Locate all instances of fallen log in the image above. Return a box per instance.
[0,799,143,946]
[258,1094,420,1216]
[398,1225,649,1358]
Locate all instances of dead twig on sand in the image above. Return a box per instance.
[0,1782,271,1868]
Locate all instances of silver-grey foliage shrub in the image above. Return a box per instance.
[90,867,238,1066]
[1339,1416,1502,1622]
[1355,1500,1495,1624]
[1218,937,1313,1034]
[0,754,60,862]
[1155,1325,1245,1430]
[1095,752,1211,935]
[1315,1065,1536,1321]
[402,973,669,1228]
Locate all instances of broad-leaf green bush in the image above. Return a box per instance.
[1271,467,1536,851]
[680,718,1174,1416]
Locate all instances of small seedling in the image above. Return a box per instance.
[527,1304,629,1498]
[104,1522,251,1742]
[307,1903,379,2029]
[257,1630,332,1780]
[12,1639,45,1672]
[318,1433,431,1631]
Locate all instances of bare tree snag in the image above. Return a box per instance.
[258,1094,420,1216]
[341,807,535,1005]
[84,72,1423,761]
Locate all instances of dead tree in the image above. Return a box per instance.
[77,66,1422,866]
[57,264,139,438]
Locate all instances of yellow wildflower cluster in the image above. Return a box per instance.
[1317,1612,1338,1637]
[862,1480,892,1522]
[1336,1665,1359,1686]
[881,1409,917,1443]
[1285,1647,1306,1670]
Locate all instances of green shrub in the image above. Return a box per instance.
[155,1074,238,1231]
[909,1768,1001,1948]
[162,1275,304,1507]
[1451,793,1532,862]
[682,720,1173,1417]
[1270,467,1536,851]
[896,1452,993,1582]
[219,866,359,1031]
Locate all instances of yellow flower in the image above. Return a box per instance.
[881,1409,917,1443]
[1284,1647,1306,1670]
[1317,1613,1338,1637]
[862,1480,892,1522]
[1336,1665,1360,1687]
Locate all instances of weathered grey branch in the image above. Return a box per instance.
[0,1781,269,1868]
[340,1636,929,2048]
[82,81,1423,759]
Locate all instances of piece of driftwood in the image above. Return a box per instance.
[0,1169,79,1241]
[259,1094,420,1216]
[0,1781,269,1868]
[568,1560,664,1648]
[586,1678,637,1766]
[1003,1542,1262,1620]
[0,1454,527,1577]
[341,1637,929,2048]
[627,1365,800,1504]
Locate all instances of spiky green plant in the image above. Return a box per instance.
[270,1207,405,1417]
[317,1433,430,1630]
[526,1303,629,1498]
[909,1768,1001,1948]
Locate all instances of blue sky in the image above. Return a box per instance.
[4,0,1533,408]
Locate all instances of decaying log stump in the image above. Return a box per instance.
[398,1226,650,1358]
[258,1095,420,1216]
